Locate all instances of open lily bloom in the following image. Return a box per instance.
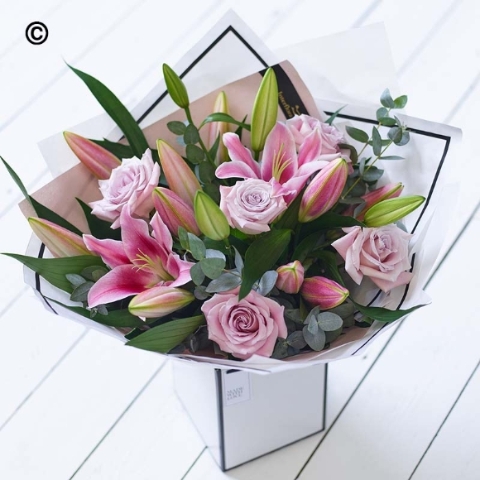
[83,208,193,307]
[216,122,329,203]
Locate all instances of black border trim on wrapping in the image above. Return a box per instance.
[215,365,328,472]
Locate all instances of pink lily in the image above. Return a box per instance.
[83,208,193,307]
[216,122,328,203]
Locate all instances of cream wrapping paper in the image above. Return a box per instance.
[20,12,461,373]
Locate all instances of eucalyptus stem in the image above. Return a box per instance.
[342,140,393,199]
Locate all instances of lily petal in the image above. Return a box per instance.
[261,123,297,184]
[222,132,261,177]
[215,161,260,180]
[83,235,129,268]
[297,128,322,167]
[87,265,157,307]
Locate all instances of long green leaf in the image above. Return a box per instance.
[240,229,291,299]
[91,139,134,160]
[352,300,426,322]
[126,315,205,352]
[3,254,105,293]
[312,250,345,286]
[68,64,149,158]
[200,113,251,131]
[76,198,121,240]
[301,213,364,238]
[1,156,83,235]
[48,299,144,328]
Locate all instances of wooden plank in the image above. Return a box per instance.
[411,356,480,480]
[0,330,164,480]
[70,362,205,480]
[297,208,480,479]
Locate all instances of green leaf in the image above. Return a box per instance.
[362,166,384,183]
[240,229,291,300]
[185,144,205,164]
[198,161,215,183]
[91,139,134,160]
[206,272,241,293]
[325,106,346,126]
[394,95,408,109]
[378,117,396,127]
[275,191,303,230]
[380,88,395,109]
[397,131,410,146]
[162,64,189,109]
[65,274,86,287]
[337,143,358,164]
[303,323,326,351]
[208,133,221,160]
[200,257,225,279]
[376,107,389,120]
[3,254,105,293]
[286,331,307,349]
[200,113,251,131]
[190,262,205,286]
[1,156,83,236]
[126,315,205,352]
[388,127,403,144]
[48,299,144,328]
[372,126,382,156]
[379,155,404,160]
[345,126,369,143]
[251,68,278,152]
[352,300,426,322]
[311,250,345,287]
[167,121,187,135]
[187,233,206,261]
[67,64,149,158]
[81,265,109,281]
[76,198,121,240]
[70,281,94,302]
[305,212,365,232]
[184,124,200,145]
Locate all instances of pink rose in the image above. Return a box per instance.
[201,290,287,360]
[90,150,161,228]
[286,114,344,155]
[332,225,413,292]
[219,179,287,234]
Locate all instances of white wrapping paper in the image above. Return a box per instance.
[23,12,461,373]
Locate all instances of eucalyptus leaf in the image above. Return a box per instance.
[126,315,205,353]
[256,270,278,296]
[205,249,226,261]
[190,262,205,286]
[167,121,187,135]
[184,124,200,145]
[81,265,109,281]
[372,126,382,156]
[379,155,404,160]
[317,312,343,343]
[194,285,210,300]
[200,257,225,279]
[70,281,94,302]
[187,233,206,261]
[303,324,326,352]
[287,331,307,349]
[185,144,205,164]
[234,247,244,272]
[376,107,388,120]
[206,272,241,293]
[394,95,408,109]
[362,166,384,183]
[65,273,86,287]
[378,116,396,127]
[388,127,403,144]
[272,339,289,359]
[380,88,395,109]
[397,131,410,146]
[346,126,369,143]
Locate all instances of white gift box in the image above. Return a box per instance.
[173,362,327,470]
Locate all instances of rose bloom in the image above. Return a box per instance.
[286,114,344,156]
[332,225,413,292]
[219,178,287,234]
[90,150,160,228]
[201,290,287,360]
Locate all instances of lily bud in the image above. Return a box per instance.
[129,286,194,318]
[299,158,348,223]
[194,191,230,241]
[276,260,305,294]
[364,195,425,227]
[153,187,200,236]
[301,276,349,310]
[63,132,121,179]
[356,183,404,221]
[28,217,92,258]
[157,140,201,206]
[206,91,230,165]
[251,68,278,153]
[162,64,189,109]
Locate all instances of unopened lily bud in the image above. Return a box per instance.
[28,217,92,258]
[206,91,230,165]
[251,68,278,153]
[276,260,305,294]
[299,158,348,223]
[64,132,121,179]
[129,286,194,318]
[194,191,230,241]
[356,182,404,221]
[364,195,425,227]
[162,64,189,109]
[153,187,200,236]
[157,140,201,206]
[301,276,349,310]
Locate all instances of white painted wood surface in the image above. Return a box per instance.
[0,0,479,478]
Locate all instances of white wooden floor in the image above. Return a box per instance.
[1,1,479,478]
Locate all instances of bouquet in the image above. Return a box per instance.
[2,59,429,365]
